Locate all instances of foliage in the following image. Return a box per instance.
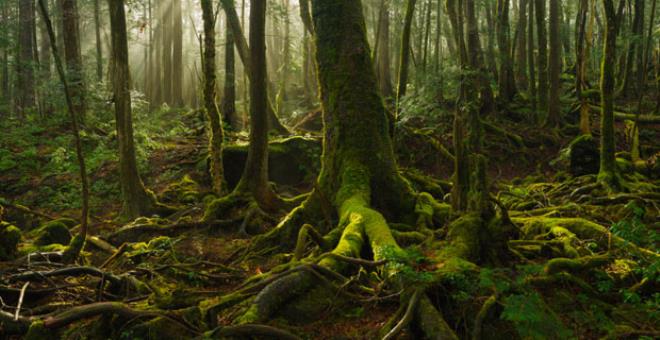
[501,292,575,340]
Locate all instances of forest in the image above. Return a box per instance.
[0,0,659,338]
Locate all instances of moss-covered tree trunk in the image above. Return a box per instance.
[59,0,86,123]
[546,0,562,128]
[599,0,620,189]
[527,0,537,114]
[535,0,548,122]
[576,0,590,134]
[201,0,225,196]
[108,0,159,220]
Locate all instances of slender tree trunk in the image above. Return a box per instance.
[1,3,11,112]
[201,0,226,195]
[17,0,36,115]
[599,0,620,189]
[108,0,160,219]
[576,0,590,134]
[222,14,238,130]
[39,0,51,82]
[485,1,499,81]
[93,0,102,82]
[59,0,86,123]
[621,0,644,97]
[37,0,88,261]
[396,0,417,111]
[375,0,394,99]
[275,0,290,116]
[546,0,562,127]
[161,0,172,104]
[172,0,183,106]
[496,0,517,102]
[422,0,432,72]
[515,0,528,90]
[528,0,536,114]
[233,0,281,211]
[535,0,548,121]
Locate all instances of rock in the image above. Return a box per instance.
[0,222,22,260]
[34,220,72,246]
[569,135,599,177]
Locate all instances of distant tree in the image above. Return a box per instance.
[59,0,86,122]
[17,0,36,115]
[496,0,517,102]
[546,0,562,128]
[395,0,416,111]
[535,0,548,121]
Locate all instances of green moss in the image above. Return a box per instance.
[62,235,86,263]
[34,221,72,246]
[161,175,201,203]
[25,321,51,340]
[0,223,21,260]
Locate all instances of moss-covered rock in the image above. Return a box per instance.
[161,175,201,204]
[0,222,22,260]
[568,135,599,176]
[34,220,72,246]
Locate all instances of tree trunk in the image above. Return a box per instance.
[485,1,499,81]
[172,0,183,106]
[1,3,11,114]
[395,0,417,110]
[576,0,590,134]
[527,0,536,114]
[515,0,528,90]
[275,0,290,116]
[222,14,238,130]
[17,0,36,115]
[219,0,290,135]
[375,0,394,99]
[546,0,562,128]
[108,0,160,219]
[621,0,644,97]
[496,0,517,102]
[599,0,620,189]
[231,0,281,211]
[93,0,102,82]
[39,0,52,83]
[201,0,226,195]
[161,0,172,104]
[535,0,548,121]
[59,0,86,122]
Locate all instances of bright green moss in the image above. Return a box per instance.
[34,221,71,246]
[0,223,21,260]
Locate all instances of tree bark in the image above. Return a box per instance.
[496,0,517,102]
[93,0,102,82]
[17,0,36,115]
[222,13,238,130]
[527,0,536,114]
[599,0,620,189]
[59,0,86,122]
[108,0,159,219]
[375,0,394,99]
[172,0,183,106]
[396,0,417,111]
[201,0,226,195]
[515,0,528,90]
[535,0,548,121]
[546,0,562,128]
[161,0,172,104]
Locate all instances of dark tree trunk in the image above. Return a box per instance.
[496,0,517,102]
[599,0,620,189]
[94,0,102,82]
[515,0,528,90]
[1,3,10,111]
[535,0,548,121]
[161,0,172,104]
[546,0,562,128]
[375,0,393,98]
[222,11,238,130]
[108,0,160,219]
[528,0,536,114]
[17,0,37,115]
[172,0,183,106]
[59,0,86,122]
[396,0,417,109]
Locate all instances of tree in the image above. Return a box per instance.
[172,0,183,106]
[201,0,226,195]
[161,0,172,104]
[108,0,163,219]
[575,0,590,134]
[535,0,548,121]
[496,0,517,102]
[222,14,238,130]
[93,0,102,82]
[515,0,528,90]
[17,0,36,115]
[395,0,416,112]
[528,0,536,114]
[546,0,562,127]
[1,2,12,110]
[599,0,621,189]
[59,0,86,122]
[375,0,393,98]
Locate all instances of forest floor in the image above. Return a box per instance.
[0,101,659,339]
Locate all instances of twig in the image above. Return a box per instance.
[14,282,29,321]
[382,289,421,340]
